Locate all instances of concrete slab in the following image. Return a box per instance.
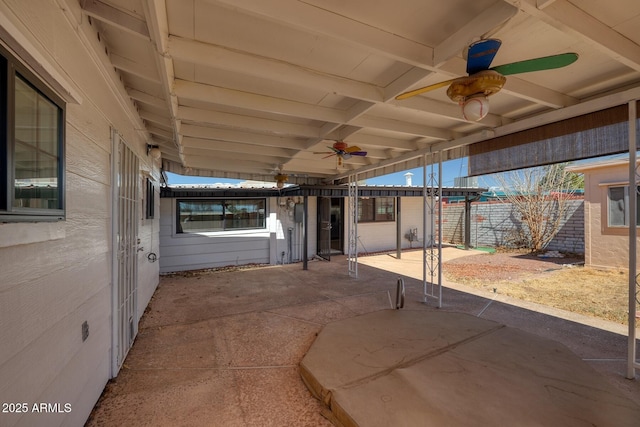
[301,310,640,427]
[87,252,640,426]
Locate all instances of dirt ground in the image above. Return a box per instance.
[443,250,584,281]
[443,250,633,324]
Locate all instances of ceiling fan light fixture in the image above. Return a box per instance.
[147,144,161,160]
[275,173,288,189]
[461,94,489,122]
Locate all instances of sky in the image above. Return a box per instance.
[164,153,633,188]
[164,157,498,187]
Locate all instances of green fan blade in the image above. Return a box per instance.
[490,53,578,76]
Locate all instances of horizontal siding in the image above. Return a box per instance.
[0,254,110,365]
[161,234,270,256]
[159,199,271,272]
[33,285,112,427]
[0,1,160,426]
[0,270,111,427]
[158,197,320,272]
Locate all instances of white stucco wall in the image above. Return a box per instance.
[0,2,160,426]
[346,197,426,254]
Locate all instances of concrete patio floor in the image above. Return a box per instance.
[86,248,640,426]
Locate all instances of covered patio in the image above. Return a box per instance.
[81,0,640,379]
[86,249,640,426]
[3,2,640,426]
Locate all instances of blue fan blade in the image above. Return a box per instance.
[466,39,502,75]
[351,151,367,156]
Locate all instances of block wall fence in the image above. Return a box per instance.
[439,199,584,254]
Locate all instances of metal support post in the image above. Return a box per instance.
[628,100,639,378]
[423,152,442,307]
[303,195,308,270]
[396,197,402,259]
[348,174,358,278]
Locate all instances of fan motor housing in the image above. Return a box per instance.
[332,141,348,151]
[447,70,506,103]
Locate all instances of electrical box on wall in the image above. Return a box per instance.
[294,204,304,223]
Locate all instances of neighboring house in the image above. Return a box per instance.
[567,158,639,269]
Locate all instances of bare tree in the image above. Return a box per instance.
[491,163,581,253]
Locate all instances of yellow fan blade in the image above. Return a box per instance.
[344,145,362,153]
[395,78,457,100]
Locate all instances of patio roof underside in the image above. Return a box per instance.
[79,0,640,185]
[160,185,487,198]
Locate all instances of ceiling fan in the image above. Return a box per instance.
[314,141,367,166]
[271,165,308,189]
[274,170,288,189]
[395,38,578,121]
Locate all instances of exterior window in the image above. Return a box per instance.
[607,185,640,227]
[358,197,395,222]
[145,178,155,219]
[1,45,65,221]
[177,199,266,233]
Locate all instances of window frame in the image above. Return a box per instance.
[606,185,640,228]
[0,43,66,222]
[357,197,396,223]
[145,178,155,219]
[176,198,267,234]
[602,184,640,236]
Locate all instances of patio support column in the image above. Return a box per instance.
[348,173,358,278]
[422,152,443,308]
[437,158,443,307]
[303,195,308,271]
[396,196,402,259]
[422,156,428,302]
[627,100,639,379]
[465,195,472,250]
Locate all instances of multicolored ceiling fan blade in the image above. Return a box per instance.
[490,52,578,76]
[349,151,367,156]
[466,38,502,75]
[344,145,363,153]
[312,150,336,159]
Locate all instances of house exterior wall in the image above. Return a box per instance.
[159,196,317,272]
[348,197,426,254]
[159,195,427,270]
[580,162,637,269]
[159,193,587,274]
[0,2,160,426]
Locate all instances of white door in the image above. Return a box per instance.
[111,131,139,375]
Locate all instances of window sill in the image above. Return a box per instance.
[176,228,268,237]
[0,221,65,248]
